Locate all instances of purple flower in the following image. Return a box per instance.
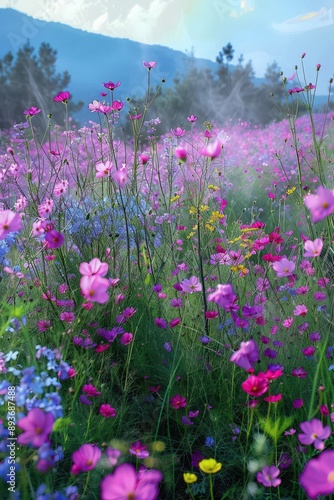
[298,418,331,450]
[230,339,260,371]
[300,450,334,499]
[155,318,168,329]
[180,276,202,293]
[256,465,281,487]
[129,441,150,459]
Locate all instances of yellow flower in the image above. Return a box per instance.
[286,187,296,195]
[170,195,180,202]
[183,472,198,484]
[189,206,197,215]
[208,184,219,191]
[187,232,195,239]
[205,223,215,232]
[152,441,166,452]
[200,204,209,212]
[199,458,222,474]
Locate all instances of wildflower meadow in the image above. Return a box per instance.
[1,54,334,500]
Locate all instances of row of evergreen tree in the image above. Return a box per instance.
[0,42,290,132]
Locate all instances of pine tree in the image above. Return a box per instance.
[0,42,83,130]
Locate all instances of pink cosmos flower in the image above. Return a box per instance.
[71,444,101,474]
[53,91,70,103]
[45,230,64,249]
[23,106,41,116]
[199,139,222,159]
[264,394,282,403]
[143,61,157,70]
[272,257,295,277]
[103,81,121,90]
[106,447,121,466]
[293,304,308,316]
[112,167,128,189]
[129,441,150,459]
[100,463,162,500]
[180,276,202,293]
[99,404,116,418]
[300,450,334,499]
[79,258,108,277]
[80,275,109,303]
[17,408,54,448]
[241,373,269,397]
[171,127,186,137]
[174,146,187,162]
[298,418,331,450]
[187,115,198,122]
[60,312,75,324]
[304,186,334,223]
[207,284,239,312]
[304,238,323,257]
[293,399,304,409]
[0,210,22,240]
[230,339,260,371]
[96,161,113,178]
[170,394,187,409]
[120,332,133,345]
[111,100,124,111]
[82,384,101,397]
[256,465,281,487]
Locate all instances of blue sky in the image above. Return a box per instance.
[1,0,333,93]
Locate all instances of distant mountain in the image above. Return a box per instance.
[0,8,329,126]
[0,8,222,124]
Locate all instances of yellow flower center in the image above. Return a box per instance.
[327,471,334,482]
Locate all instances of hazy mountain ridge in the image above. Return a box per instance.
[0,8,329,125]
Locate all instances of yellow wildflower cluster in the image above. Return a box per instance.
[286,186,296,195]
[189,206,197,215]
[200,205,209,212]
[187,231,195,239]
[231,264,248,275]
[207,184,219,191]
[170,195,180,202]
[205,224,215,232]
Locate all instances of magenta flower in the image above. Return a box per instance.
[111,100,124,111]
[120,332,133,345]
[80,275,109,303]
[17,408,54,448]
[129,441,150,459]
[293,304,308,316]
[53,90,70,103]
[272,257,295,277]
[187,114,198,122]
[199,139,222,159]
[0,210,22,240]
[300,450,334,499]
[291,367,307,378]
[103,81,121,90]
[79,258,108,277]
[71,444,101,474]
[207,284,239,312]
[241,373,269,397]
[230,339,260,371]
[112,167,128,189]
[293,399,304,409]
[304,238,323,257]
[106,447,121,466]
[23,106,41,116]
[82,384,101,397]
[256,465,281,487]
[298,418,331,450]
[45,230,64,249]
[143,60,157,70]
[304,186,334,223]
[154,317,168,329]
[170,394,187,409]
[171,127,186,137]
[180,276,202,293]
[100,463,162,500]
[174,146,187,162]
[99,404,116,418]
